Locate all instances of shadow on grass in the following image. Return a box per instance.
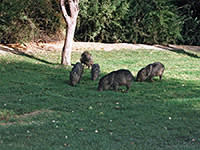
[0,45,57,65]
[155,45,200,58]
[69,69,200,101]
[0,60,199,112]
[0,59,199,149]
[170,49,200,59]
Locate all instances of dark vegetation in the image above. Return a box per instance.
[0,0,199,45]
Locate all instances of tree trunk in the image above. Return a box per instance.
[61,22,76,65]
[60,0,79,65]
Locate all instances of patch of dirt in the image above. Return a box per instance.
[19,110,47,118]
[1,110,50,126]
[0,41,200,55]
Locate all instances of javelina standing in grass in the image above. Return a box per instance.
[136,62,165,82]
[69,62,84,86]
[98,69,134,92]
[80,51,93,69]
[91,64,100,81]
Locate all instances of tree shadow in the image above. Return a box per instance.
[0,60,199,114]
[0,45,58,65]
[82,69,200,100]
[170,49,200,58]
[154,45,200,58]
[0,60,199,149]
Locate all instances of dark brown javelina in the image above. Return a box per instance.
[98,69,134,92]
[80,51,93,69]
[91,64,100,81]
[69,62,84,86]
[136,62,165,82]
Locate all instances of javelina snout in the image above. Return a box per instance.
[136,62,165,82]
[69,62,84,86]
[91,64,100,81]
[98,69,134,92]
[80,51,93,69]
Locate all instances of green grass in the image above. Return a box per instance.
[0,48,200,149]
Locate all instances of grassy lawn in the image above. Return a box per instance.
[0,47,199,149]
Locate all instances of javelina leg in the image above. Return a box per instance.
[86,63,90,69]
[150,78,154,82]
[112,83,118,92]
[126,86,130,93]
[149,74,155,82]
[113,86,118,92]
[126,83,132,93]
[159,75,162,81]
[78,77,81,84]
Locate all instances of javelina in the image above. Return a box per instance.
[136,62,165,82]
[69,62,84,86]
[98,69,134,92]
[80,51,93,69]
[91,64,100,81]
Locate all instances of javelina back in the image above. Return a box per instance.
[80,51,93,69]
[91,64,100,81]
[136,62,165,82]
[69,62,84,86]
[98,69,134,92]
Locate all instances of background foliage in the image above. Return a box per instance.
[172,0,200,45]
[0,0,64,44]
[0,0,199,45]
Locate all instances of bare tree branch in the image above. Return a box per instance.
[60,0,71,24]
[69,0,79,23]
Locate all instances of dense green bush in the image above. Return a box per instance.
[172,0,200,45]
[124,0,182,44]
[76,0,183,45]
[76,0,129,43]
[0,0,64,44]
[0,0,199,45]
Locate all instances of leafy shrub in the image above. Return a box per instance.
[76,0,129,43]
[76,0,183,44]
[0,0,64,44]
[125,0,183,44]
[0,0,199,45]
[173,0,200,45]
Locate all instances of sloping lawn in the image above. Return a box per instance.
[0,48,199,149]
